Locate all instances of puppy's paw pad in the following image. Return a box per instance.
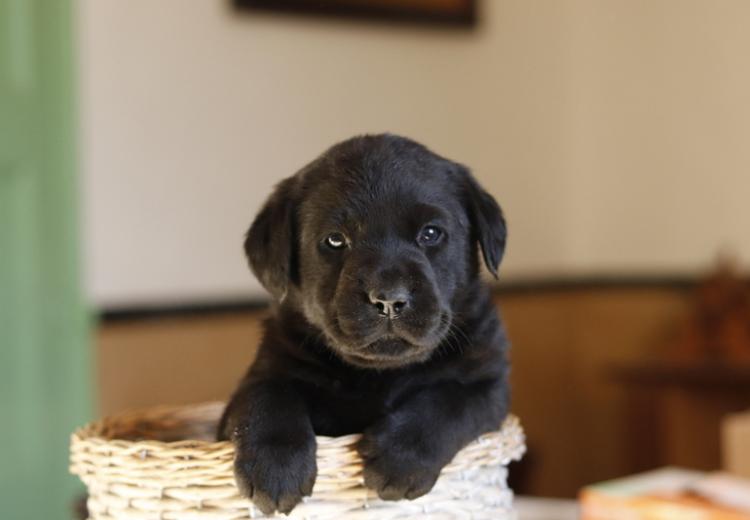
[362,461,439,501]
[359,432,441,501]
[234,440,317,515]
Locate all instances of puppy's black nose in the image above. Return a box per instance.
[368,288,409,318]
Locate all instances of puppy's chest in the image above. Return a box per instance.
[300,375,400,436]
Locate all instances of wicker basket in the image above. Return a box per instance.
[70,402,525,519]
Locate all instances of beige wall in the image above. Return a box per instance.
[79,0,750,307]
[559,1,750,274]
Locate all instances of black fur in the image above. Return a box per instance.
[219,134,510,515]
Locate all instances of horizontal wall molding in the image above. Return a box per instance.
[99,298,270,323]
[97,274,714,323]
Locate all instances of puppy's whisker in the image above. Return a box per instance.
[435,314,471,359]
[438,332,461,359]
[448,323,471,347]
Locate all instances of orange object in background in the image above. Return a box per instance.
[580,468,750,520]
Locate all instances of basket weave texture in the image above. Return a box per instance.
[70,402,525,520]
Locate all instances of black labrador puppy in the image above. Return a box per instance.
[219,134,510,515]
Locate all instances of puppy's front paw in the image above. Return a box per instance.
[358,427,443,501]
[234,435,317,515]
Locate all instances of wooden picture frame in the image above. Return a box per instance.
[234,0,477,27]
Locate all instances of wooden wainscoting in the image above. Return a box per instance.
[97,310,267,417]
[500,286,691,496]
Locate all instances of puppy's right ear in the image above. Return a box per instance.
[244,177,298,301]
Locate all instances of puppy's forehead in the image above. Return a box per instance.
[300,156,463,232]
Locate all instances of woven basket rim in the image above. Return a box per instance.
[71,401,371,448]
[71,401,523,450]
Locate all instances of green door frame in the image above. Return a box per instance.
[1,0,92,518]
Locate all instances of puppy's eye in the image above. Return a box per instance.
[417,225,443,246]
[324,232,348,250]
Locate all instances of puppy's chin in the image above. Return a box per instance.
[339,337,434,370]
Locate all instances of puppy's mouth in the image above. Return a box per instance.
[327,312,451,369]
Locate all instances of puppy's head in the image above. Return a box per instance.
[245,135,506,369]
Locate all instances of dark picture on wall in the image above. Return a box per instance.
[234,0,477,27]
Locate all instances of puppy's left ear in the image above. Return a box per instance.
[458,166,507,278]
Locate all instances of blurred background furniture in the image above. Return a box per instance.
[515,496,578,520]
[612,263,750,473]
[613,362,750,472]
[723,411,750,478]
